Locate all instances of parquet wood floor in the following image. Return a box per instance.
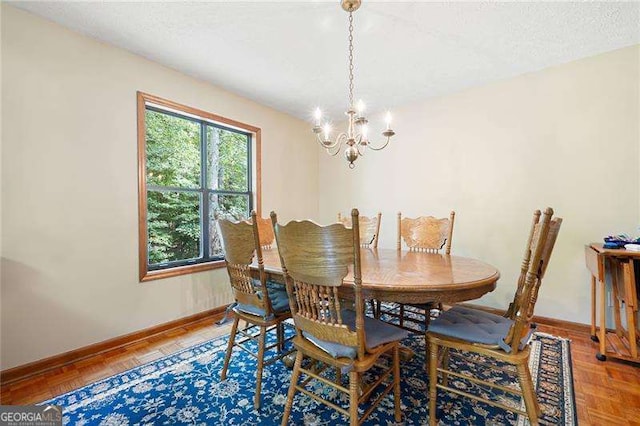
[1,315,638,425]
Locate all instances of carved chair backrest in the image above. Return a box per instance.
[272,209,366,359]
[397,211,456,254]
[504,207,562,353]
[255,216,275,249]
[338,212,382,249]
[218,211,274,316]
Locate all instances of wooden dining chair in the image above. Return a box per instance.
[272,209,409,426]
[339,211,382,315]
[427,207,562,425]
[337,211,382,249]
[377,211,455,331]
[218,211,294,410]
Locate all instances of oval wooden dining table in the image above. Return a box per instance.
[256,247,500,304]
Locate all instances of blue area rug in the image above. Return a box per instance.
[43,321,576,425]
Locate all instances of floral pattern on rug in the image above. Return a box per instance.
[43,323,576,425]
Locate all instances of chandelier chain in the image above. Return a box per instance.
[348,11,354,108]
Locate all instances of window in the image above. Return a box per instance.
[137,92,261,281]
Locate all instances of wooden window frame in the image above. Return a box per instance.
[137,92,262,282]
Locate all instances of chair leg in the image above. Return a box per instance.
[399,304,405,328]
[349,371,359,426]
[428,338,439,426]
[423,307,433,370]
[220,316,239,381]
[375,300,381,319]
[281,350,303,426]
[393,345,402,422]
[254,326,267,409]
[277,322,284,352]
[516,361,540,425]
[424,307,431,331]
[424,333,430,372]
[369,299,376,317]
[441,348,450,387]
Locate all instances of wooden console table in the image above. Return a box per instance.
[585,243,640,363]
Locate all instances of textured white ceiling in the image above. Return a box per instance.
[8,1,640,124]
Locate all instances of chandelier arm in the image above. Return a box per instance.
[317,132,349,153]
[353,134,366,156]
[336,132,349,148]
[327,145,342,156]
[366,136,391,151]
[327,134,347,156]
[315,133,340,150]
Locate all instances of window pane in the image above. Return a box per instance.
[207,126,249,191]
[147,190,201,265]
[209,193,250,257]
[146,109,201,188]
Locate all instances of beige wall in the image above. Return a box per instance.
[0,6,318,370]
[2,3,639,371]
[319,45,640,324]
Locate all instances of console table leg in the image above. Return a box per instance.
[590,275,598,341]
[622,261,638,359]
[611,259,624,337]
[598,276,607,360]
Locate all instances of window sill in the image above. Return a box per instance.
[140,260,226,282]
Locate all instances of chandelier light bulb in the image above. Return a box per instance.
[356,100,365,116]
[385,111,392,130]
[314,107,322,126]
[323,123,331,140]
[362,124,369,140]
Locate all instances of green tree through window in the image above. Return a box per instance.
[144,107,252,271]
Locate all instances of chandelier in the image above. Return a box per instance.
[312,0,395,169]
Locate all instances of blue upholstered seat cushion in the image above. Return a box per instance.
[304,309,410,359]
[428,305,531,353]
[235,280,290,317]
